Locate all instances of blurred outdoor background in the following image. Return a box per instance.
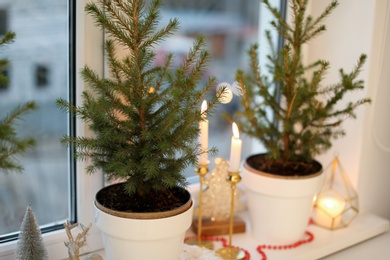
[0,0,260,237]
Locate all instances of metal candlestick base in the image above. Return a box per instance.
[217,170,243,259]
[185,163,214,249]
[216,247,246,260]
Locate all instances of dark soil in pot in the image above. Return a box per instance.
[96,182,191,213]
[246,153,322,177]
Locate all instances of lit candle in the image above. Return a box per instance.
[228,122,242,172]
[315,196,345,228]
[198,100,208,165]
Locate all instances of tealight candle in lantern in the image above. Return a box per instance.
[228,122,242,172]
[198,100,208,165]
[315,196,345,228]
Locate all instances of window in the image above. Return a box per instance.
[0,68,8,90]
[0,0,73,244]
[156,0,261,178]
[35,64,49,88]
[0,9,8,36]
[0,0,104,258]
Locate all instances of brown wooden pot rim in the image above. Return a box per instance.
[243,154,323,180]
[95,188,193,220]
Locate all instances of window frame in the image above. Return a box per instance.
[0,0,105,258]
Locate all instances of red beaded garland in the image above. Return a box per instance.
[184,231,314,260]
[256,231,315,260]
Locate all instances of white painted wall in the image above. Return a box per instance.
[356,0,390,219]
[307,0,390,219]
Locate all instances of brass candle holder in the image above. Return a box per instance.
[313,156,359,230]
[216,170,245,260]
[191,158,246,236]
[186,163,214,249]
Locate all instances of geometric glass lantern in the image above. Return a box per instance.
[313,156,359,230]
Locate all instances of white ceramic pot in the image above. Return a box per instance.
[242,154,323,244]
[94,185,193,260]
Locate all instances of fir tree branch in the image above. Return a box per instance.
[302,1,338,43]
[140,17,179,50]
[81,66,130,119]
[263,0,293,34]
[1,101,37,127]
[232,71,275,149]
[106,39,124,84]
[151,37,213,138]
[0,31,15,46]
[151,85,221,163]
[154,53,173,93]
[249,44,283,115]
[0,102,37,173]
[86,1,135,53]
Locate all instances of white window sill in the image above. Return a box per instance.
[227,212,389,259]
[93,183,389,260]
[93,213,389,259]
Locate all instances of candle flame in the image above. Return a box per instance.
[232,122,239,139]
[323,198,338,209]
[201,100,207,116]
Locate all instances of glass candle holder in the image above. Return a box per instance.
[313,156,359,230]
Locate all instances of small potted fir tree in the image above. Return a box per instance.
[56,0,223,259]
[230,0,371,243]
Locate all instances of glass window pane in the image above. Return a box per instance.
[156,0,260,177]
[0,0,71,240]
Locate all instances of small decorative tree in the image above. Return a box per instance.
[231,0,371,175]
[57,0,224,212]
[16,206,48,260]
[0,32,37,173]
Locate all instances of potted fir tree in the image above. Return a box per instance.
[56,0,223,259]
[230,0,371,243]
